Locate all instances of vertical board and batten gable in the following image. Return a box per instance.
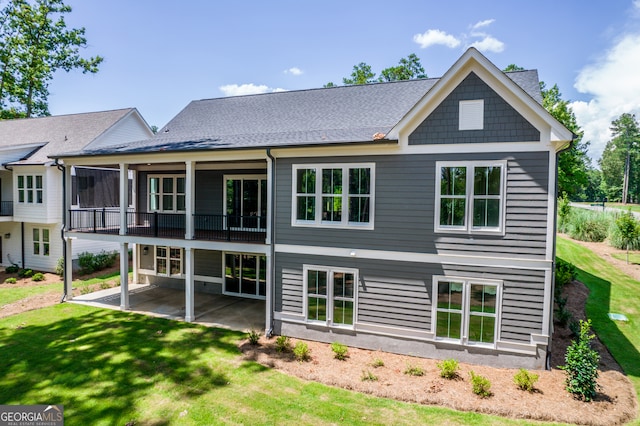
[275,152,549,259]
[275,253,545,345]
[408,72,541,145]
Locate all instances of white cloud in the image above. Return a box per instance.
[219,83,286,97]
[635,0,640,9]
[471,19,495,30]
[469,35,505,53]
[413,29,461,48]
[571,33,640,161]
[284,67,303,76]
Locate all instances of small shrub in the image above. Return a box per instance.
[437,358,459,379]
[404,363,424,377]
[78,250,118,274]
[4,277,16,284]
[275,335,291,353]
[18,269,33,278]
[55,257,64,276]
[361,370,378,382]
[80,286,92,295]
[567,209,610,242]
[293,341,311,361]
[31,272,45,282]
[371,358,385,368]
[555,300,573,327]
[99,281,112,290]
[470,371,492,397]
[557,192,572,233]
[113,277,121,286]
[248,329,261,345]
[513,368,539,392]
[569,319,581,338]
[5,265,19,274]
[563,319,600,401]
[331,342,349,360]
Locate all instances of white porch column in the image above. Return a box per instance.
[131,244,138,284]
[120,242,129,310]
[119,163,128,235]
[185,161,195,240]
[265,252,273,336]
[64,237,73,300]
[185,247,194,322]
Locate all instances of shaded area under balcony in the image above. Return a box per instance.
[0,201,13,216]
[68,209,266,243]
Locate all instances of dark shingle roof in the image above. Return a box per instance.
[59,70,542,157]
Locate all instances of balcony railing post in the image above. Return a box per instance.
[154,211,159,237]
[102,207,106,229]
[93,209,97,233]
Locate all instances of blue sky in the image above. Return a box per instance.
[47,1,640,162]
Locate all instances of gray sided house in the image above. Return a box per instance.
[54,48,572,368]
[0,109,153,273]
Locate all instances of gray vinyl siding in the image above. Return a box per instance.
[138,169,266,214]
[275,253,545,345]
[194,249,222,277]
[408,72,540,145]
[275,152,550,259]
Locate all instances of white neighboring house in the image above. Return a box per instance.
[0,108,153,272]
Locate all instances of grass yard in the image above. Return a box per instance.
[0,304,543,426]
[557,235,640,420]
[0,282,62,306]
[611,252,640,265]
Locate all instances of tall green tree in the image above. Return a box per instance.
[599,113,640,203]
[378,53,426,82]
[342,62,376,85]
[540,82,592,200]
[0,0,102,117]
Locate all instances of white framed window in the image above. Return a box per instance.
[459,99,484,130]
[292,163,374,229]
[223,253,266,299]
[304,265,357,328]
[435,161,506,234]
[156,246,182,276]
[433,276,501,347]
[17,175,43,204]
[32,228,50,256]
[148,175,185,213]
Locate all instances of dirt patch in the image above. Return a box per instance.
[241,239,639,425]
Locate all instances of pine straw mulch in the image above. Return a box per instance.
[240,240,639,425]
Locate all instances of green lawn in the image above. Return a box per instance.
[557,236,640,424]
[0,304,545,426]
[611,252,640,265]
[0,282,62,306]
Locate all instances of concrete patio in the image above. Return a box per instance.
[71,284,265,331]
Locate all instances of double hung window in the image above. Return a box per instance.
[434,277,500,346]
[293,164,374,229]
[18,175,43,204]
[156,246,182,276]
[32,228,50,256]
[149,175,185,212]
[435,161,505,233]
[305,265,356,327]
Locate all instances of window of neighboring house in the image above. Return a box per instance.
[433,277,500,346]
[18,175,43,204]
[148,175,185,212]
[435,161,506,234]
[156,246,182,276]
[223,253,267,298]
[304,265,356,327]
[33,228,50,256]
[459,99,484,130]
[292,164,374,229]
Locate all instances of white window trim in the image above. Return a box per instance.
[434,160,507,235]
[223,174,267,231]
[459,99,484,130]
[155,246,183,277]
[222,252,267,300]
[291,163,375,230]
[148,174,185,213]
[17,174,44,204]
[32,227,50,257]
[303,264,358,329]
[431,276,502,348]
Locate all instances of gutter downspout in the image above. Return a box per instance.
[547,136,576,370]
[55,159,68,303]
[266,148,276,338]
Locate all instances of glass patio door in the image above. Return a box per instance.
[225,175,267,229]
[224,253,267,298]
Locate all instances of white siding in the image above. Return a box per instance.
[84,111,153,151]
[24,223,61,272]
[0,222,23,267]
[71,239,119,259]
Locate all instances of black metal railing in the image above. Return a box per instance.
[68,209,266,243]
[0,201,13,216]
